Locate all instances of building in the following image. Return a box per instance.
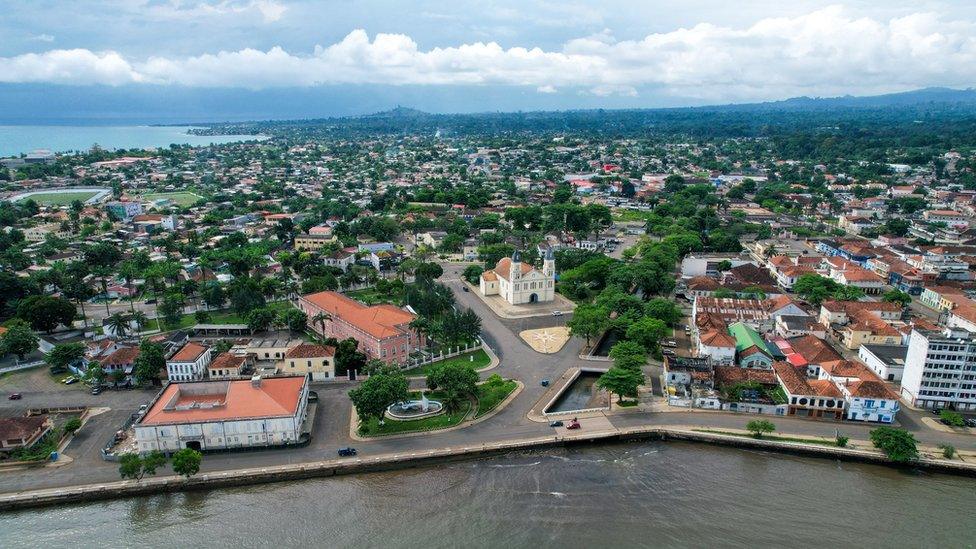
[279,343,336,381]
[728,322,774,369]
[819,359,900,423]
[697,330,736,365]
[166,342,212,382]
[207,352,248,380]
[858,344,908,382]
[479,249,555,305]
[298,291,421,364]
[294,233,337,251]
[135,375,310,452]
[772,362,846,419]
[0,416,53,452]
[902,327,976,411]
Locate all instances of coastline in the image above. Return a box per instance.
[3,425,973,513]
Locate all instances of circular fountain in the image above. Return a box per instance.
[385,393,445,421]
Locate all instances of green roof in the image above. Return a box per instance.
[727,322,771,354]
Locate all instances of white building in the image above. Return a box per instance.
[480,249,555,305]
[135,375,309,452]
[166,342,212,382]
[902,327,976,411]
[858,344,907,382]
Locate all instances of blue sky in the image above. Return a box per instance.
[2,1,976,117]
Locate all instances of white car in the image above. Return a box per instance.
[551,310,564,316]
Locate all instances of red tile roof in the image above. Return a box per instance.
[169,342,208,363]
[140,376,306,426]
[303,291,415,340]
[284,343,335,359]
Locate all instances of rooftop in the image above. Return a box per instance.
[140,376,306,426]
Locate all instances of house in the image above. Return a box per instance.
[784,334,843,377]
[480,249,555,305]
[100,345,140,381]
[298,291,422,365]
[207,352,248,380]
[818,301,902,327]
[165,342,212,382]
[858,344,908,382]
[294,233,337,251]
[775,315,826,339]
[279,343,336,381]
[728,322,774,369]
[134,375,310,452]
[923,210,970,228]
[772,362,846,419]
[818,360,900,423]
[697,330,736,365]
[323,250,355,271]
[0,416,53,452]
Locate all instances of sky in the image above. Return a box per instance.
[2,1,976,120]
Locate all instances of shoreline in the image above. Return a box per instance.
[2,425,973,512]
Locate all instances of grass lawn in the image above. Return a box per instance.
[402,349,491,376]
[25,191,100,205]
[693,429,841,447]
[360,391,471,436]
[345,287,405,306]
[140,191,204,207]
[475,377,518,417]
[160,300,296,331]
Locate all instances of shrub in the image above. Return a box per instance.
[940,410,965,427]
[939,443,956,460]
[746,419,775,438]
[63,417,82,435]
[835,435,849,448]
[870,427,918,463]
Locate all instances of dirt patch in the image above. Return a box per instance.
[519,327,571,353]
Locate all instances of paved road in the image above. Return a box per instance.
[2,265,974,495]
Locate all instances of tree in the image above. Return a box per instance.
[426,362,479,411]
[793,274,864,306]
[245,307,276,333]
[334,338,368,376]
[133,339,165,386]
[567,304,609,346]
[716,260,732,272]
[0,321,39,360]
[45,342,86,371]
[940,410,966,427]
[597,366,644,402]
[171,447,202,478]
[141,450,168,477]
[870,427,918,462]
[16,295,76,333]
[130,311,148,334]
[106,312,130,338]
[462,265,484,285]
[348,370,409,423]
[626,317,669,353]
[85,361,105,385]
[280,308,308,333]
[201,282,226,310]
[882,289,912,307]
[118,453,144,480]
[63,417,82,435]
[158,292,185,327]
[746,419,776,438]
[608,340,647,372]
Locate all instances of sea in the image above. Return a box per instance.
[0,125,266,157]
[0,441,972,548]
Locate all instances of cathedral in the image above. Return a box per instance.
[479,249,556,305]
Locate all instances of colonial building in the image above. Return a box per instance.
[166,342,212,382]
[135,375,310,452]
[279,343,336,381]
[298,291,422,365]
[479,250,555,305]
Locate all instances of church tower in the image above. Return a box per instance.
[543,247,555,278]
[510,250,522,281]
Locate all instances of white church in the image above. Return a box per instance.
[479,249,556,305]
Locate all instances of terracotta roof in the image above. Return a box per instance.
[140,376,306,426]
[302,291,416,340]
[785,335,842,364]
[772,362,842,397]
[700,330,736,348]
[169,342,208,363]
[713,366,776,386]
[284,343,335,359]
[0,416,49,441]
[103,346,139,366]
[208,352,247,371]
[492,257,536,282]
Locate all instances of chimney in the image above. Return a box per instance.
[251,374,262,388]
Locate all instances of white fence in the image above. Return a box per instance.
[403,339,485,370]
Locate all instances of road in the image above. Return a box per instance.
[1,264,974,495]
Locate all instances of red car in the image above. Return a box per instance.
[566,420,581,430]
[8,393,22,400]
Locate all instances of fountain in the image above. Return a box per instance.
[385,393,445,420]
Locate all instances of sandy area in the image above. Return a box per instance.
[519,327,571,354]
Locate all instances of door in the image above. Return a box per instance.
[529,293,538,303]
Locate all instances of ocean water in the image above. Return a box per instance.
[1,441,972,548]
[0,125,266,157]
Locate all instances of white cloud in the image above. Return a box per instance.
[2,6,976,100]
[30,34,55,42]
[145,0,287,23]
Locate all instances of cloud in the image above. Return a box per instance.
[146,0,287,23]
[30,34,55,42]
[2,6,976,100]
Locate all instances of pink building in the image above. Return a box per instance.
[298,291,422,364]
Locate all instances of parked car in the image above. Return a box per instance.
[91,387,102,395]
[138,404,148,415]
[551,310,564,316]
[63,377,79,385]
[566,420,581,430]
[966,418,976,428]
[931,408,944,416]
[462,286,469,292]
[8,393,22,400]
[541,379,550,387]
[549,420,564,427]
[662,340,677,347]
[338,447,358,457]
[662,349,676,356]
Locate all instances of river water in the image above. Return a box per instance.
[0,125,266,157]
[1,441,973,548]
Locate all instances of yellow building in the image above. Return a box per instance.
[278,343,336,381]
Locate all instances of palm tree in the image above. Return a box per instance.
[119,261,139,315]
[130,311,148,334]
[106,312,129,338]
[93,267,113,317]
[311,311,331,342]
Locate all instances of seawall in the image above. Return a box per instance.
[2,426,974,512]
